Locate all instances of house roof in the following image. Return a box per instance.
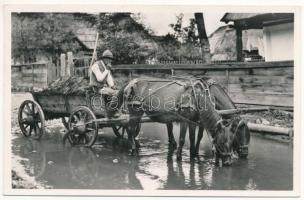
[74,28,99,50]
[208,25,234,38]
[221,13,263,23]
[221,13,294,29]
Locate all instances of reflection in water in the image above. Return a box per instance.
[67,146,143,189]
[12,127,293,190]
[18,139,46,178]
[164,151,186,189]
[68,148,99,187]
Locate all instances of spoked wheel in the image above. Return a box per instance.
[67,106,98,147]
[18,100,45,140]
[61,117,69,129]
[112,123,141,138]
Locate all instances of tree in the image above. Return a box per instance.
[12,13,82,64]
[167,14,202,61]
[96,13,157,64]
[183,18,200,44]
[169,14,185,42]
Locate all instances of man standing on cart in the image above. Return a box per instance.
[89,49,120,118]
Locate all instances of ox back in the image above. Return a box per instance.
[125,77,222,131]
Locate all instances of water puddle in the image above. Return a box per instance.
[11,122,293,190]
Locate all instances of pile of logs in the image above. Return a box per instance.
[38,76,90,95]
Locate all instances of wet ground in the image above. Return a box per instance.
[11,93,293,190]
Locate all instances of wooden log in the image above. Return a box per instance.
[247,122,293,136]
[218,107,271,115]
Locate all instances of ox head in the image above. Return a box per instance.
[230,118,250,158]
[212,120,235,166]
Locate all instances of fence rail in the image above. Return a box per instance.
[113,60,293,70]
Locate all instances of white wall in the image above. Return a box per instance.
[263,22,294,61]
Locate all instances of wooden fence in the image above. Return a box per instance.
[112,60,294,108]
[11,55,294,108]
[11,61,59,91]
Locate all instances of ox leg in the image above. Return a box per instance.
[189,123,196,160]
[195,126,204,156]
[177,122,187,161]
[128,119,141,156]
[166,123,177,150]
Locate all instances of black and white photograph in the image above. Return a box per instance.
[2,3,302,197]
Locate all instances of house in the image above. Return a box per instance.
[74,28,99,57]
[208,25,264,61]
[221,13,294,62]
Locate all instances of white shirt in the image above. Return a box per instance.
[91,60,109,82]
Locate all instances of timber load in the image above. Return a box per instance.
[35,76,90,95]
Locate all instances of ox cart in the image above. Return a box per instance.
[18,88,141,147]
[17,77,271,150]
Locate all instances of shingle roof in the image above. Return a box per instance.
[74,28,99,50]
[221,13,294,24]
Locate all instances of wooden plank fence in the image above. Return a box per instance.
[112,60,294,108]
[11,54,294,108]
[11,61,59,91]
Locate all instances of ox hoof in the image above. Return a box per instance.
[135,140,141,148]
[190,155,196,161]
[131,149,139,156]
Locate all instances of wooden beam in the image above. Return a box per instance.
[113,60,293,71]
[218,107,271,115]
[194,13,211,63]
[247,122,293,136]
[235,22,243,62]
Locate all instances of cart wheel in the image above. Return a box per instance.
[67,106,98,147]
[112,123,141,138]
[61,117,69,129]
[18,100,45,140]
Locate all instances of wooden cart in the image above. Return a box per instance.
[18,90,141,147]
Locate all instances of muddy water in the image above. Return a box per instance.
[11,121,293,190]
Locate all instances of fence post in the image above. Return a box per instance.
[47,62,55,85]
[226,69,230,94]
[60,53,66,77]
[67,51,74,76]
